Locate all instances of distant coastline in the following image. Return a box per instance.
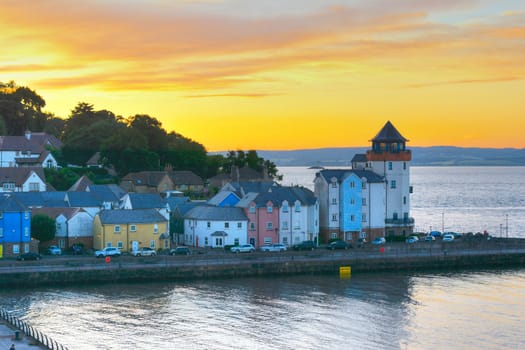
[251,146,525,167]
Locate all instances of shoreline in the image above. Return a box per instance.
[1,238,524,288]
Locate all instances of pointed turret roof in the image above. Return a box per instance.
[370,121,408,142]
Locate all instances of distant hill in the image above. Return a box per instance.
[253,147,525,166]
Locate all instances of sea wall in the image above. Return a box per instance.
[2,251,524,288]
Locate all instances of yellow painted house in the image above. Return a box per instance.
[93,209,170,252]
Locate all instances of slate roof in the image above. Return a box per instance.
[168,171,203,185]
[317,169,384,183]
[370,121,408,142]
[121,171,170,186]
[10,192,45,207]
[165,196,190,211]
[238,186,317,208]
[173,202,209,217]
[98,209,167,224]
[125,193,166,209]
[351,154,367,163]
[0,194,28,211]
[88,184,127,203]
[68,175,93,191]
[66,192,101,207]
[184,206,247,221]
[0,132,62,152]
[41,191,67,207]
[0,167,45,186]
[32,207,83,220]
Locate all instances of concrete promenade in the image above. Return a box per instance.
[0,319,46,350]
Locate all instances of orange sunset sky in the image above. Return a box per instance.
[1,0,524,152]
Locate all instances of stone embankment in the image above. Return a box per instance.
[1,238,524,288]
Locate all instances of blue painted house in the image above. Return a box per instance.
[0,194,32,258]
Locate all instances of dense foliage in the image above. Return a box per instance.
[1,81,280,185]
[30,214,56,242]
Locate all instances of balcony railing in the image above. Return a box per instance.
[385,218,415,225]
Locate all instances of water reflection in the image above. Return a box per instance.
[1,269,524,350]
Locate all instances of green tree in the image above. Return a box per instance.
[31,214,56,242]
[0,81,47,135]
[44,168,81,191]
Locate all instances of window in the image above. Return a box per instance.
[350,198,355,205]
[249,206,256,213]
[266,222,273,230]
[24,243,29,253]
[250,222,256,231]
[234,238,239,245]
[118,241,124,249]
[106,242,112,248]
[331,232,337,239]
[350,181,355,189]
[149,240,155,249]
[294,202,301,212]
[403,196,407,205]
[130,225,136,232]
[362,213,367,222]
[264,237,272,245]
[331,182,337,188]
[332,214,337,221]
[331,197,337,205]
[3,182,15,191]
[282,203,289,212]
[350,215,355,222]
[224,222,230,229]
[403,162,407,170]
[388,162,393,170]
[362,198,367,206]
[215,238,223,246]
[393,212,398,220]
[204,237,209,245]
[207,221,211,229]
[29,182,40,192]
[24,212,29,219]
[114,225,121,233]
[13,245,20,254]
[391,180,396,189]
[24,227,29,237]
[282,221,289,230]
[0,212,2,219]
[267,205,273,213]
[237,222,242,229]
[283,237,288,245]
[0,228,3,238]
[362,182,367,189]
[154,224,158,233]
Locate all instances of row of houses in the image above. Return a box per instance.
[0,121,415,257]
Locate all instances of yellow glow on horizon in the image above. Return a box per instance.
[1,1,525,151]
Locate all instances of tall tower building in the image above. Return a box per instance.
[366,121,414,236]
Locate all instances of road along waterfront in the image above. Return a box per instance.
[1,238,524,287]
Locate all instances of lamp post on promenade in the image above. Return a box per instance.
[505,214,509,238]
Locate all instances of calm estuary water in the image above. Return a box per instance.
[1,166,524,349]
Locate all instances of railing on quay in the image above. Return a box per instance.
[0,308,69,350]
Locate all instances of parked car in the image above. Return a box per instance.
[292,240,316,251]
[406,236,419,244]
[170,246,192,256]
[442,234,455,242]
[94,247,121,258]
[230,244,255,253]
[16,252,42,261]
[328,240,351,250]
[371,237,386,245]
[424,235,436,242]
[131,247,156,257]
[46,245,62,255]
[260,243,287,252]
[429,231,442,238]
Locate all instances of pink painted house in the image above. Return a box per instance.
[236,192,279,248]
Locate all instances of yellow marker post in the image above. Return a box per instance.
[339,266,351,279]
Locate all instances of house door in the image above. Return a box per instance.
[215,238,223,248]
[132,241,139,251]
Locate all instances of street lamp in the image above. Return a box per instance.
[505,214,509,238]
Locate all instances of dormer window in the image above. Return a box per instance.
[267,205,273,213]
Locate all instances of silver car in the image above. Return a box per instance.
[230,244,255,253]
